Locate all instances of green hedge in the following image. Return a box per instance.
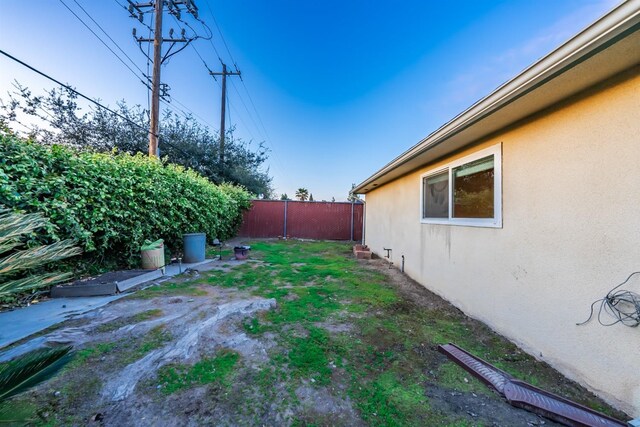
[0,133,251,270]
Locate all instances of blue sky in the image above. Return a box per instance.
[0,0,618,200]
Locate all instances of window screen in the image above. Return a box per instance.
[423,171,449,218]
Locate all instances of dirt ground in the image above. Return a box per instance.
[2,240,628,426]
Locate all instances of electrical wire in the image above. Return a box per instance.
[71,0,149,80]
[169,96,216,129]
[0,49,155,138]
[196,6,288,180]
[58,0,150,89]
[167,14,254,135]
[0,49,192,158]
[228,78,263,140]
[186,8,271,144]
[577,271,640,327]
[202,2,238,69]
[65,0,215,131]
[238,78,272,142]
[180,4,292,187]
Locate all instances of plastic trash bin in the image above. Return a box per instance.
[183,233,206,263]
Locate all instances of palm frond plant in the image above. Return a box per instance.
[0,209,81,298]
[0,210,80,422]
[0,346,73,423]
[0,346,73,402]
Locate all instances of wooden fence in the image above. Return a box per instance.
[237,200,363,241]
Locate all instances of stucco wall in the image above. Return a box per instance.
[364,69,640,416]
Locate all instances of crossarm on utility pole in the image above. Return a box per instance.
[128,0,200,157]
[210,63,241,165]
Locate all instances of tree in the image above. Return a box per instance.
[295,188,309,201]
[280,193,290,201]
[331,197,335,202]
[0,82,273,197]
[309,193,314,202]
[348,183,362,202]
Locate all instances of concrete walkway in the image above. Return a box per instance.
[0,260,211,350]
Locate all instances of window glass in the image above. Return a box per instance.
[423,171,449,218]
[452,155,494,218]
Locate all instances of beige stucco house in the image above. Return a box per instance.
[354,1,640,417]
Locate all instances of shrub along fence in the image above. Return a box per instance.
[237,200,363,241]
[0,133,252,272]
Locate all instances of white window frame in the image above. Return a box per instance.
[419,143,502,228]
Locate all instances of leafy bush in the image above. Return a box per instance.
[0,133,251,270]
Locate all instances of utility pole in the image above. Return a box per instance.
[128,0,199,157]
[149,0,163,157]
[209,63,240,164]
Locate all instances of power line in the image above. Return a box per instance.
[58,0,150,89]
[196,6,276,144]
[180,14,267,142]
[228,78,264,140]
[71,0,148,79]
[168,13,258,138]
[169,14,214,75]
[169,9,265,140]
[0,50,197,160]
[146,16,152,117]
[64,0,215,136]
[65,0,207,135]
[0,49,154,137]
[202,1,238,69]
[239,79,272,142]
[195,8,290,187]
[62,0,199,129]
[128,0,200,156]
[170,96,216,128]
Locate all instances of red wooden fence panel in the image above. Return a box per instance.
[236,200,284,238]
[287,201,351,240]
[237,200,363,241]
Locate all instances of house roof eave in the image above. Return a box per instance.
[354,1,640,194]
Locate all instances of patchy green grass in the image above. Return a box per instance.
[69,325,171,370]
[206,246,233,260]
[123,325,173,364]
[199,240,626,424]
[206,241,397,329]
[437,362,488,395]
[157,349,239,394]
[351,370,431,426]
[130,281,207,299]
[68,342,118,368]
[242,316,265,335]
[132,308,164,322]
[15,240,625,426]
[95,309,164,333]
[284,327,332,385]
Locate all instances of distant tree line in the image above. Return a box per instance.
[0,82,273,197]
